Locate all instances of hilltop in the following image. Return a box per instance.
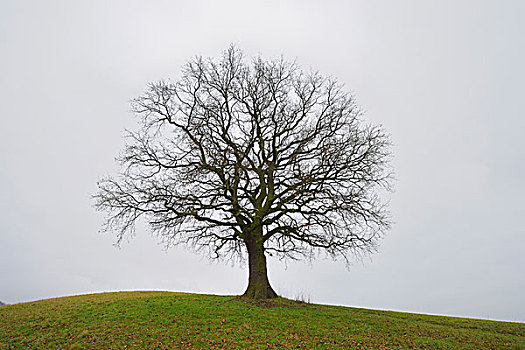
[1,291,523,349]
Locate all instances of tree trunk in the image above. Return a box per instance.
[242,234,278,299]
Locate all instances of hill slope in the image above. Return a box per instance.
[1,291,523,349]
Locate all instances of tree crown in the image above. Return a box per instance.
[94,46,393,264]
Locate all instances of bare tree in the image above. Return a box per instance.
[94,46,393,299]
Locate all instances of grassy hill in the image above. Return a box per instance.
[1,291,523,349]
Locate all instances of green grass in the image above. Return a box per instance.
[1,291,523,349]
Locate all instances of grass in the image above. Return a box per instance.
[1,291,523,349]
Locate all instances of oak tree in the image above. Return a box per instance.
[94,46,393,299]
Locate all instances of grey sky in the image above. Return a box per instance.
[1,0,524,322]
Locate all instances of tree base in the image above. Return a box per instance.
[242,283,278,300]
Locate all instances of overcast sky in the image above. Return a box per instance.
[1,0,524,322]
